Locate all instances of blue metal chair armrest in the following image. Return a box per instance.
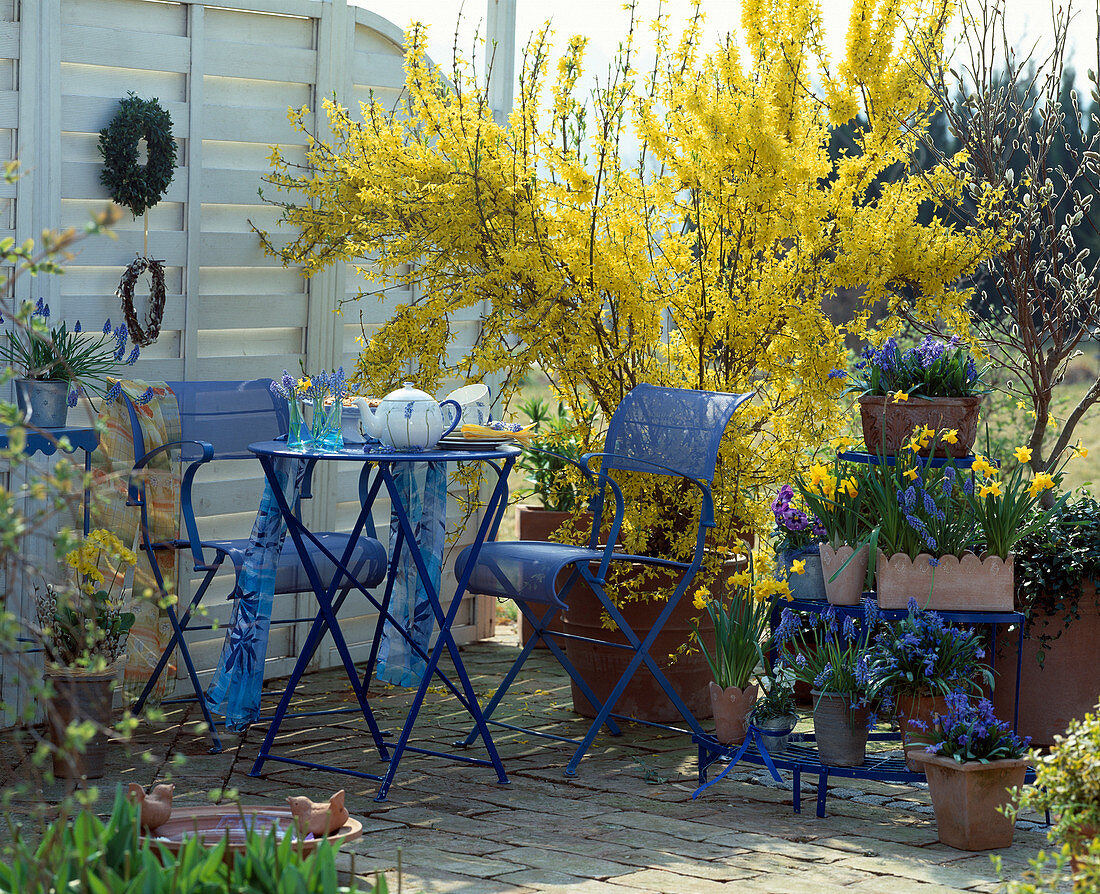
[128,438,215,571]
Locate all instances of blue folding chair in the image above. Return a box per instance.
[459,384,753,774]
[125,380,388,752]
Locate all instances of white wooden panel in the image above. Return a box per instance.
[59,62,188,103]
[62,160,188,203]
[0,89,13,128]
[196,231,288,266]
[352,51,404,89]
[58,265,185,296]
[199,265,306,295]
[204,40,316,82]
[196,293,308,329]
[198,326,303,358]
[204,6,315,48]
[203,75,311,111]
[66,231,188,265]
[62,0,189,35]
[204,139,306,170]
[200,203,278,233]
[62,24,190,73]
[201,168,269,205]
[202,103,303,144]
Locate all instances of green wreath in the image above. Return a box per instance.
[98,93,177,217]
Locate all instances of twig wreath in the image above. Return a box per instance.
[98,93,177,218]
[116,256,166,347]
[100,93,176,346]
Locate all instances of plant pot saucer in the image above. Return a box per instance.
[144,805,363,859]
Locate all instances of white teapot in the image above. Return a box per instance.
[354,383,461,451]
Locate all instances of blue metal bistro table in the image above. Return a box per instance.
[246,440,519,801]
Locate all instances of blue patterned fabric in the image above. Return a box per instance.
[204,455,305,730]
[376,461,448,687]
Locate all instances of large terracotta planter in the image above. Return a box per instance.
[992,585,1100,746]
[912,751,1028,850]
[820,543,869,606]
[812,691,870,767]
[516,506,595,649]
[895,691,947,772]
[876,551,1014,611]
[562,563,723,723]
[45,665,118,779]
[709,682,758,745]
[858,394,982,458]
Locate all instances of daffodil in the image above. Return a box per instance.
[978,481,1003,498]
[972,455,995,478]
[807,462,829,488]
[1014,446,1033,463]
[791,559,806,575]
[904,468,918,481]
[942,429,959,445]
[1027,473,1057,498]
[891,391,910,402]
[1073,444,1089,459]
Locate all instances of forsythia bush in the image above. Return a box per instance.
[260,0,1003,563]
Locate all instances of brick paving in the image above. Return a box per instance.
[1,633,1055,893]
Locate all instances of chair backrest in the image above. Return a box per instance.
[602,384,753,481]
[166,379,287,460]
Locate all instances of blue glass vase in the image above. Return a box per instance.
[312,399,344,451]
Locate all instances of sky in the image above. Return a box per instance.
[358,0,1099,88]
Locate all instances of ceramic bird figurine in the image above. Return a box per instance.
[286,789,349,837]
[127,783,174,833]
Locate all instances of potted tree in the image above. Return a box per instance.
[35,528,137,778]
[871,599,993,771]
[911,691,1030,851]
[994,496,1100,746]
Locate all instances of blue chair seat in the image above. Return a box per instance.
[203,532,387,595]
[459,542,601,608]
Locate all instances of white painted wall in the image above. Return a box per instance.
[0,0,508,720]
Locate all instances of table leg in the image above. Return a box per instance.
[372,459,512,800]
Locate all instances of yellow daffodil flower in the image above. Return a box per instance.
[1073,444,1089,459]
[891,391,909,402]
[978,481,1003,498]
[791,559,806,575]
[841,477,858,498]
[942,429,959,445]
[904,468,919,481]
[807,462,829,488]
[972,455,995,477]
[922,426,935,441]
[1013,446,1033,463]
[1027,472,1057,498]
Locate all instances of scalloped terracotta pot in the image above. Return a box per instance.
[876,551,1014,612]
[858,395,982,458]
[820,543,869,606]
[912,751,1028,850]
[709,682,758,745]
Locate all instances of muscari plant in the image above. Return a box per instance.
[916,690,1030,763]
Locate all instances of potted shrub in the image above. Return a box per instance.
[795,458,872,605]
[911,691,1030,851]
[871,598,993,771]
[751,666,799,754]
[1011,700,1100,871]
[689,557,777,744]
[34,528,137,778]
[771,485,826,601]
[0,297,138,427]
[775,598,885,767]
[864,434,1066,611]
[846,335,988,458]
[994,495,1100,745]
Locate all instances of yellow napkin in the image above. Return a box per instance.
[461,422,537,443]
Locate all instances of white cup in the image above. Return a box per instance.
[443,384,491,428]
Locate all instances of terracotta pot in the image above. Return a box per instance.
[858,394,982,458]
[753,712,799,754]
[709,682,758,745]
[895,691,947,772]
[876,551,1014,612]
[45,666,118,779]
[516,507,595,649]
[992,585,1100,746]
[779,546,827,601]
[912,751,1028,850]
[812,691,870,767]
[820,543,869,606]
[562,562,732,723]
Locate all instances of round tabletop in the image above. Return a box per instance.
[248,439,522,462]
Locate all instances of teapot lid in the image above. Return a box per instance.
[383,382,435,402]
